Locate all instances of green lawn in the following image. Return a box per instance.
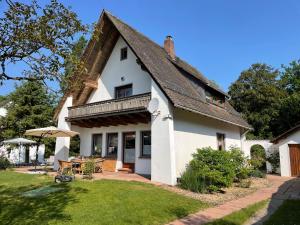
[0,171,207,225]
[206,200,268,225]
[264,200,300,225]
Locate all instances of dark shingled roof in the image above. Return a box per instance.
[272,123,300,144]
[104,11,250,129]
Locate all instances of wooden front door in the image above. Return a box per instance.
[122,132,135,171]
[289,144,300,177]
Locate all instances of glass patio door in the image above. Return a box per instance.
[123,133,135,165]
[92,134,102,156]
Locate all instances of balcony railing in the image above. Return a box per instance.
[67,92,151,119]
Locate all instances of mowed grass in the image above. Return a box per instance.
[207,200,269,225]
[0,171,207,225]
[264,200,300,225]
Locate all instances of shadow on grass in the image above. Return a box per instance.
[0,183,88,225]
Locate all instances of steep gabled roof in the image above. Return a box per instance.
[272,123,300,144]
[55,10,251,129]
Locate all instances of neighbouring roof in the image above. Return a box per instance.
[55,10,251,129]
[272,123,300,144]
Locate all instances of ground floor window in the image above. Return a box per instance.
[92,134,102,156]
[107,133,118,158]
[141,131,151,157]
[217,133,225,150]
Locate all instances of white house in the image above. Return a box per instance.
[54,11,251,185]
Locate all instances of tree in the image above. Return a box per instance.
[273,60,300,135]
[0,0,87,91]
[0,81,55,156]
[229,63,285,139]
[60,36,87,92]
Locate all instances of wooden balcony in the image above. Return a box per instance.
[66,93,151,128]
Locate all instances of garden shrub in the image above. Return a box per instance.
[267,150,280,173]
[82,159,95,179]
[250,145,266,171]
[180,147,250,193]
[250,169,266,178]
[0,155,11,170]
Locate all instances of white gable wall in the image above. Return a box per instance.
[173,109,242,177]
[276,129,300,177]
[87,37,152,103]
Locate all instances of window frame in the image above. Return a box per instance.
[216,133,225,150]
[106,132,118,158]
[115,84,133,99]
[140,130,151,158]
[120,47,128,61]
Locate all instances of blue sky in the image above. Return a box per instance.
[1,0,300,96]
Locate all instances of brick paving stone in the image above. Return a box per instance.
[167,175,299,225]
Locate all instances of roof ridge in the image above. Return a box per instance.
[105,11,227,96]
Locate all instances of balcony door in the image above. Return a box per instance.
[92,134,102,156]
[122,132,135,170]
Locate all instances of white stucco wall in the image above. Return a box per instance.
[87,37,152,103]
[72,123,151,175]
[54,96,72,170]
[173,109,242,177]
[151,81,176,185]
[241,140,276,173]
[277,130,300,177]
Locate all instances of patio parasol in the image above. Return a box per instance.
[1,138,36,163]
[25,126,79,170]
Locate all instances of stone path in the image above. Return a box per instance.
[167,175,300,225]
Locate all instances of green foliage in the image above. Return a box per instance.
[0,0,87,90]
[250,145,266,170]
[266,150,280,173]
[69,136,80,157]
[82,159,95,179]
[229,63,284,139]
[61,36,88,93]
[180,147,250,193]
[0,81,55,156]
[229,60,300,140]
[249,169,266,178]
[179,166,207,193]
[0,155,11,170]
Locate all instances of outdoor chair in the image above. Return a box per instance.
[58,160,73,174]
[94,159,104,173]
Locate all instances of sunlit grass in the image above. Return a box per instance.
[0,171,207,225]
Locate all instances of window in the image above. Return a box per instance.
[217,133,225,150]
[141,131,151,157]
[115,84,132,99]
[120,47,127,60]
[205,90,225,108]
[107,133,118,157]
[92,134,102,156]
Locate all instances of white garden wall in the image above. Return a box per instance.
[87,37,152,103]
[173,108,242,177]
